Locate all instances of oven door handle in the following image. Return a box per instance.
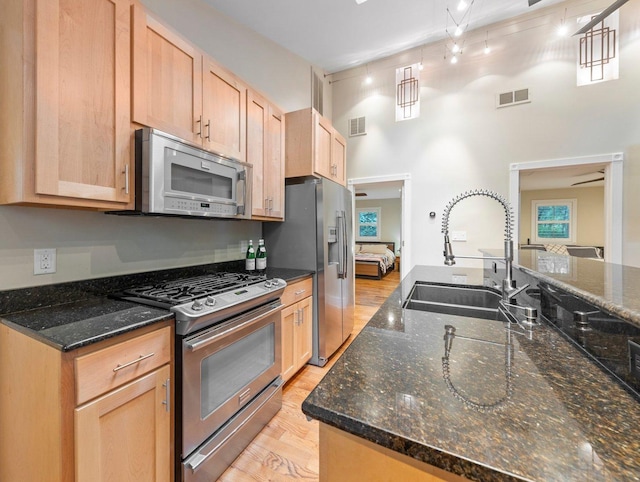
[186,302,282,352]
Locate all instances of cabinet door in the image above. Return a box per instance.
[247,90,268,217]
[35,0,131,204]
[266,104,285,219]
[75,365,171,482]
[281,304,297,382]
[314,112,333,179]
[331,131,347,186]
[202,58,247,161]
[295,296,313,368]
[131,4,203,144]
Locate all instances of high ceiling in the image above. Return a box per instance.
[204,0,567,73]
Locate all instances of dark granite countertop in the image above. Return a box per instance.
[0,262,312,352]
[303,265,640,482]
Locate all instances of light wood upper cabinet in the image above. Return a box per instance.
[203,58,247,162]
[0,0,133,208]
[331,131,347,186]
[285,108,347,186]
[247,89,285,220]
[131,3,202,145]
[75,365,171,482]
[131,6,247,162]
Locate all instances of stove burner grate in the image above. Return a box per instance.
[124,272,267,305]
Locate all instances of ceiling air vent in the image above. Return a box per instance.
[349,116,366,137]
[496,88,530,108]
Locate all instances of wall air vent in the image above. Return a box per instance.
[349,116,366,137]
[496,88,530,108]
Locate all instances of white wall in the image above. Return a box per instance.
[0,0,324,291]
[332,0,640,269]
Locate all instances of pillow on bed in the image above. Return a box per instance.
[544,244,569,255]
[360,244,389,255]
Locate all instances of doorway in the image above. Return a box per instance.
[348,174,411,278]
[509,153,623,263]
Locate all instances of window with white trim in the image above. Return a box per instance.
[531,199,577,244]
[356,207,381,241]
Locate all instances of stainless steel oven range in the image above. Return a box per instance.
[119,272,286,481]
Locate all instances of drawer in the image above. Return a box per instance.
[75,326,171,405]
[281,277,313,307]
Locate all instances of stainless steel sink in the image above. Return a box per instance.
[403,282,502,320]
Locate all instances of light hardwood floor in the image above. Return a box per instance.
[219,270,401,481]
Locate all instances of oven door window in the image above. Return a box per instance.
[166,148,235,200]
[200,323,275,420]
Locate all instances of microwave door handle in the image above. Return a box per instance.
[237,170,246,215]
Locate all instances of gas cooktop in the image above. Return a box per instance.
[122,272,268,306]
[116,271,287,335]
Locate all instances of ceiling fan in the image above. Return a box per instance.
[570,169,605,186]
[573,0,631,35]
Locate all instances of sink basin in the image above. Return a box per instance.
[403,282,502,320]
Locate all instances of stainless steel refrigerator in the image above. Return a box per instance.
[263,177,354,367]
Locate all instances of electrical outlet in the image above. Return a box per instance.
[34,248,56,275]
[450,230,467,241]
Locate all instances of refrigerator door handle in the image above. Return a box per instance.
[337,210,348,279]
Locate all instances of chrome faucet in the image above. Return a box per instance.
[441,189,525,303]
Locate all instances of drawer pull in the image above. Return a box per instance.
[113,352,155,372]
[294,289,306,296]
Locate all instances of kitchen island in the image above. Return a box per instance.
[302,264,640,482]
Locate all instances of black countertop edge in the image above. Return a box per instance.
[516,264,640,328]
[1,309,174,352]
[301,403,525,482]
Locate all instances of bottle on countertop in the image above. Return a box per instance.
[256,238,267,273]
[245,239,256,271]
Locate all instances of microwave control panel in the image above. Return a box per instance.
[165,197,235,216]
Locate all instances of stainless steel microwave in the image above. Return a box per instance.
[132,128,252,219]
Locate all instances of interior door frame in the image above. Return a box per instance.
[348,173,412,279]
[509,152,623,264]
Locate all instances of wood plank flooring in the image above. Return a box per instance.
[219,270,401,481]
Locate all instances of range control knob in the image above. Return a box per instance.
[205,296,216,306]
[191,299,204,311]
[264,280,273,288]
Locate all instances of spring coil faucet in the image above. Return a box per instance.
[441,189,525,303]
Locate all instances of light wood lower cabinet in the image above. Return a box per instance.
[75,365,171,482]
[0,321,173,482]
[281,277,313,382]
[319,423,470,482]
